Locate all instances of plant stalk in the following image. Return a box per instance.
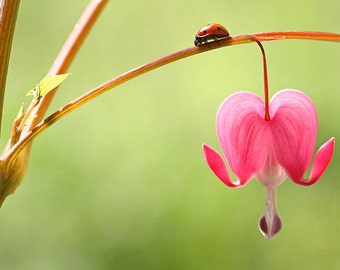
[3,31,340,171]
[0,0,21,136]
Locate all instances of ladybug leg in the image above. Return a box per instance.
[214,37,220,45]
[203,39,211,48]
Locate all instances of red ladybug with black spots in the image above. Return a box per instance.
[194,23,230,46]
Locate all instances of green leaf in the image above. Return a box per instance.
[39,73,70,97]
[26,73,70,100]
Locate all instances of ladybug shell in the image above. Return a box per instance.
[194,23,230,46]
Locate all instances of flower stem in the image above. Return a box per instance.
[252,37,270,121]
[252,31,340,42]
[22,0,108,134]
[2,31,340,171]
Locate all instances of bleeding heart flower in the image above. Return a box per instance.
[203,89,335,240]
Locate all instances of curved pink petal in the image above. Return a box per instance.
[203,144,248,187]
[291,137,335,186]
[269,89,318,180]
[216,92,271,181]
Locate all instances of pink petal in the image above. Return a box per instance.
[291,137,335,186]
[269,89,318,180]
[216,92,271,181]
[203,144,247,187]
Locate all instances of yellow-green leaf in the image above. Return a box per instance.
[26,73,70,101]
[39,73,70,97]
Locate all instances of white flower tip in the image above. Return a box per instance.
[258,187,282,240]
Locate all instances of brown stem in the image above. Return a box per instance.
[252,31,340,42]
[252,38,270,121]
[0,0,21,135]
[2,31,340,173]
[0,0,108,203]
[22,0,108,132]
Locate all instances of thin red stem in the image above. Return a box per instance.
[252,31,340,42]
[2,31,340,168]
[0,0,108,177]
[253,38,270,121]
[23,0,108,131]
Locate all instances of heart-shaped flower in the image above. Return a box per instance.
[203,89,335,239]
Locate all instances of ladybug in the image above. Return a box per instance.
[194,23,230,46]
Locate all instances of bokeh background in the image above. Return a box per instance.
[1,0,339,269]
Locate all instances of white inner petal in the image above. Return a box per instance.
[256,140,287,188]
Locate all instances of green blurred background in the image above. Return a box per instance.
[1,0,339,269]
